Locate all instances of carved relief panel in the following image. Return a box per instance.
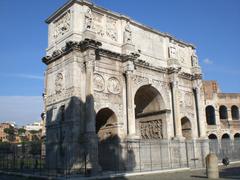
[140,119,163,139]
[53,10,71,39]
[91,11,105,36]
[179,90,195,119]
[106,17,118,41]
[84,9,118,41]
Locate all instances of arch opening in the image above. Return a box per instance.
[231,105,239,120]
[181,117,192,140]
[134,85,165,139]
[96,108,118,141]
[234,133,240,139]
[208,134,219,153]
[222,133,230,139]
[205,106,216,125]
[219,105,228,120]
[208,134,217,140]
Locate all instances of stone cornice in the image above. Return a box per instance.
[42,39,199,79]
[97,48,122,61]
[179,72,194,80]
[122,53,140,62]
[192,73,203,80]
[167,67,181,74]
[42,39,102,65]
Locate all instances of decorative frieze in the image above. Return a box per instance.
[133,75,149,85]
[46,87,80,105]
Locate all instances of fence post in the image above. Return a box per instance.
[138,140,141,172]
[185,141,189,168]
[150,141,152,171]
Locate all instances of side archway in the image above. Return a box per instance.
[205,105,216,125]
[96,108,126,171]
[181,117,192,140]
[96,108,118,141]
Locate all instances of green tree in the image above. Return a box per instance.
[4,126,15,142]
[18,128,26,135]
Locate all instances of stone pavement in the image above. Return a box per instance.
[105,163,240,180]
[0,163,240,180]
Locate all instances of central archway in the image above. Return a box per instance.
[134,85,165,139]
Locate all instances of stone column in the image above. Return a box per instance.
[195,87,206,138]
[171,80,182,138]
[123,54,139,139]
[227,108,232,121]
[82,39,102,175]
[125,70,136,136]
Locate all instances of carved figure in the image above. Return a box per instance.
[106,18,117,41]
[169,46,177,59]
[124,22,132,43]
[85,8,92,30]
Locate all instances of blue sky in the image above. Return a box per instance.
[0,0,240,125]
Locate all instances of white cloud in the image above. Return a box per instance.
[203,58,213,65]
[1,73,43,80]
[14,74,44,80]
[0,96,43,126]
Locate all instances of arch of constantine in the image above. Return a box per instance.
[42,0,239,175]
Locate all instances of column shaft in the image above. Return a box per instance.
[126,71,136,136]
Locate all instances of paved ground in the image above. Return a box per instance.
[0,163,240,180]
[108,164,240,180]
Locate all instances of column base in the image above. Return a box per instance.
[172,136,185,141]
[126,134,141,141]
[84,132,101,176]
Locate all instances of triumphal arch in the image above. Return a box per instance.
[42,0,207,174]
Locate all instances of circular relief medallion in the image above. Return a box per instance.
[55,73,63,94]
[107,77,121,94]
[93,74,105,92]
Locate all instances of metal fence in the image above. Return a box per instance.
[0,139,239,178]
[209,139,240,163]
